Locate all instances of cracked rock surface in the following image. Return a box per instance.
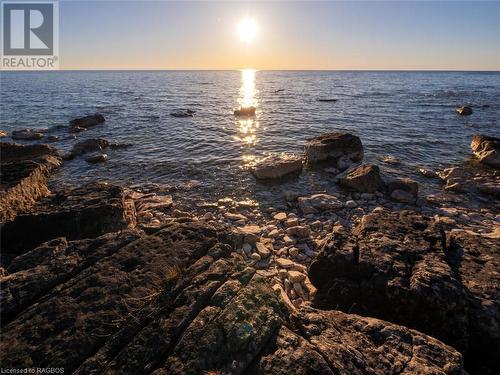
[0,219,465,375]
[309,209,500,374]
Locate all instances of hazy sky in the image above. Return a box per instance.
[60,1,500,70]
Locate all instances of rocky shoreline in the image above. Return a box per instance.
[0,117,499,374]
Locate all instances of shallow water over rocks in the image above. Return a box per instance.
[1,70,499,208]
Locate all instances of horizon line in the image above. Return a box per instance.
[3,68,500,73]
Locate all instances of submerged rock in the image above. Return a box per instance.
[309,209,499,374]
[304,132,363,167]
[317,98,338,102]
[71,138,110,156]
[46,135,60,142]
[11,129,45,140]
[234,106,256,116]
[1,182,136,255]
[381,155,400,165]
[0,143,61,222]
[85,152,108,163]
[0,219,466,374]
[170,109,195,117]
[251,153,303,179]
[471,134,500,169]
[337,164,385,193]
[69,113,105,129]
[456,106,473,116]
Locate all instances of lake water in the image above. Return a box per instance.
[1,70,499,208]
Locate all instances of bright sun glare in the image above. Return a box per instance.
[238,18,257,43]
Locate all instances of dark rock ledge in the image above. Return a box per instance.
[309,209,500,374]
[0,219,465,375]
[1,182,137,256]
[0,142,61,222]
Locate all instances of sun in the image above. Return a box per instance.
[238,18,257,43]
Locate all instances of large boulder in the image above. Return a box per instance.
[0,143,61,222]
[251,154,303,179]
[304,132,363,167]
[1,182,136,255]
[69,113,105,129]
[337,164,385,193]
[0,220,466,375]
[309,209,500,374]
[471,134,500,169]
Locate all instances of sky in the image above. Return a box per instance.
[60,0,500,70]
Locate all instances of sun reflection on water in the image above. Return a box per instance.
[235,69,260,160]
[239,69,257,108]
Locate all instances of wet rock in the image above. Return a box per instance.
[476,181,500,197]
[170,109,195,117]
[317,98,338,102]
[387,178,418,204]
[324,167,339,174]
[1,182,136,255]
[309,209,500,374]
[130,192,173,213]
[234,106,256,116]
[438,167,465,181]
[381,155,400,165]
[251,153,303,179]
[456,106,473,116]
[471,134,500,169]
[297,194,343,214]
[85,152,108,163]
[444,181,466,193]
[69,113,105,129]
[283,190,300,202]
[0,130,7,137]
[46,135,60,142]
[304,132,363,166]
[68,125,86,133]
[337,164,385,193]
[11,129,45,140]
[71,138,110,156]
[109,142,133,150]
[419,167,437,178]
[0,143,61,222]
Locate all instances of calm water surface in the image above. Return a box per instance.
[1,70,499,208]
